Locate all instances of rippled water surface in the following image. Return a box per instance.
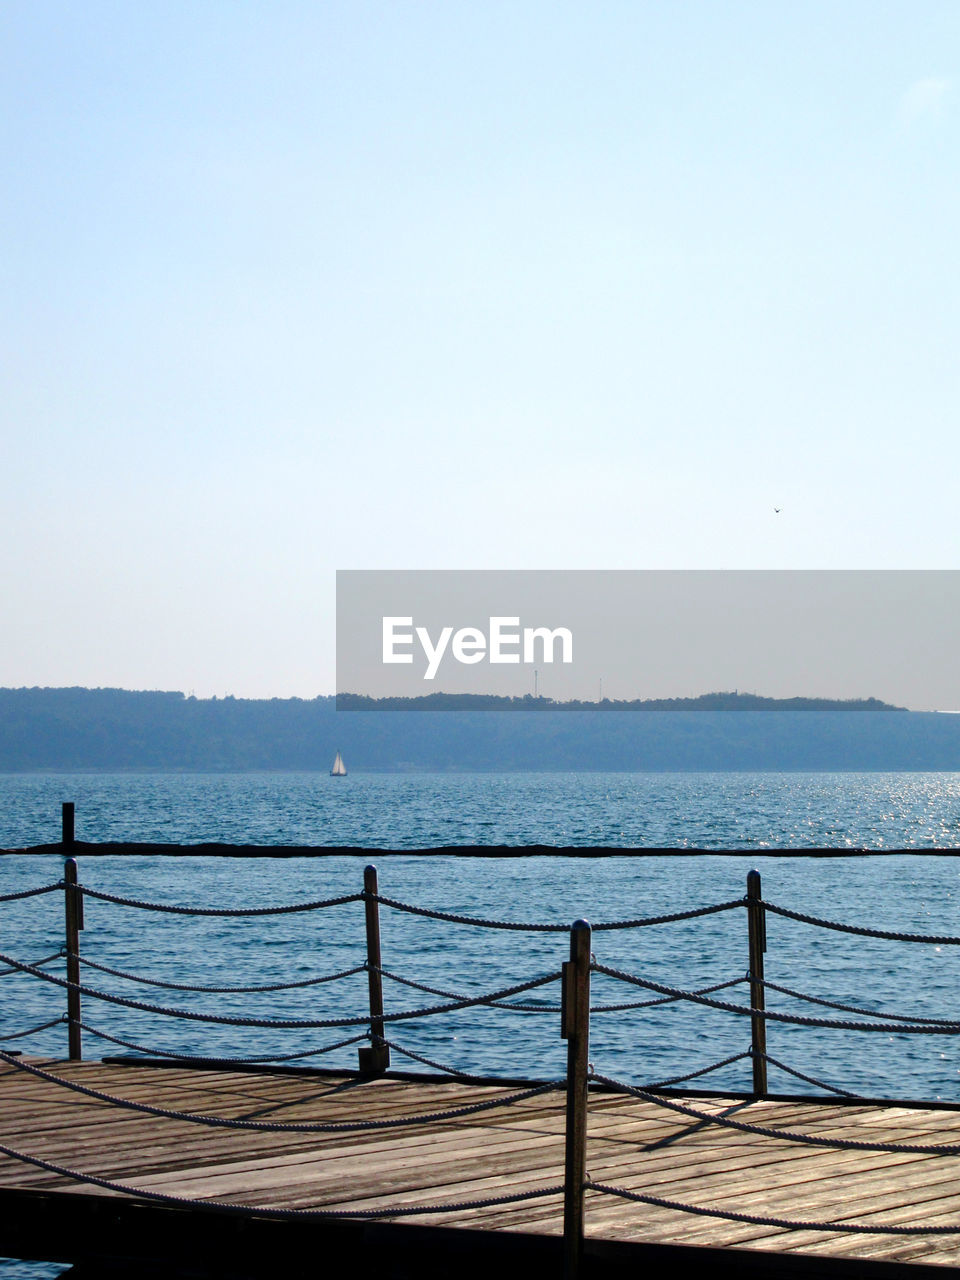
[4,769,960,848]
[3,771,960,1278]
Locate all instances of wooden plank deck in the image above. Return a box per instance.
[2,1058,960,1276]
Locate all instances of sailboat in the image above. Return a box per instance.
[330,750,347,777]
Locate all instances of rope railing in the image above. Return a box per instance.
[76,1019,372,1064]
[637,1050,753,1091]
[380,1044,755,1095]
[0,1016,65,1041]
[3,855,960,1088]
[0,1049,561,1133]
[3,854,960,1101]
[758,1050,863,1099]
[582,976,749,1014]
[6,815,960,1273]
[590,961,960,1034]
[376,964,748,1014]
[376,964,551,1007]
[372,891,744,932]
[560,912,960,1271]
[382,1038,510,1081]
[74,953,367,994]
[76,884,364,917]
[760,898,960,944]
[586,1181,960,1236]
[0,949,562,1030]
[588,1069,960,1155]
[0,883,62,904]
[0,876,743,933]
[756,974,960,1026]
[0,949,63,977]
[0,1135,564,1221]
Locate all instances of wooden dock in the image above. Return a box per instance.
[5,829,960,1276]
[2,1058,960,1277]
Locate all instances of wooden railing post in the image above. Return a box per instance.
[63,857,83,1061]
[747,869,767,1097]
[358,864,390,1075]
[562,919,591,1280]
[61,802,74,848]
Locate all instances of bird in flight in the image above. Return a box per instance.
[774,507,781,513]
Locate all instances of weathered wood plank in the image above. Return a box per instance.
[5,1061,960,1273]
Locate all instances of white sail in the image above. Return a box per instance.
[331,750,347,776]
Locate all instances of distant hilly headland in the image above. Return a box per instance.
[335,692,902,712]
[2,686,960,772]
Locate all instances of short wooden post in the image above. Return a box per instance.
[358,864,390,1075]
[63,857,83,1061]
[61,802,74,847]
[747,869,767,1097]
[562,919,591,1280]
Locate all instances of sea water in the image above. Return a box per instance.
[2,771,960,1277]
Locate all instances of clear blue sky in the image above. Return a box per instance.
[2,2,957,697]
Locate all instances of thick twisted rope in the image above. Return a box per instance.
[0,1135,562,1219]
[587,1181,960,1235]
[77,884,362,917]
[585,976,749,1015]
[589,1070,960,1155]
[76,1019,371,1064]
[640,1050,752,1091]
[0,883,61,903]
[0,949,560,1029]
[762,900,960,945]
[0,951,64,977]
[371,894,565,932]
[759,1051,862,1099]
[74,953,366,994]
[377,966,744,1014]
[591,961,960,1035]
[373,893,743,932]
[383,1039,508,1081]
[375,966,559,1011]
[0,1017,64,1041]
[758,976,960,1028]
[0,1051,561,1133]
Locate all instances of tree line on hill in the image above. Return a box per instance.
[1,686,959,772]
